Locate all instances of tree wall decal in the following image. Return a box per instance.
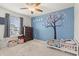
[44,13,65,39]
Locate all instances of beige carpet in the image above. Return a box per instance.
[0,40,75,56]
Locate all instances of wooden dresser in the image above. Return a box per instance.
[24,26,33,42]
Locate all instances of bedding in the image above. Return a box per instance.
[0,40,75,56]
[64,40,76,45]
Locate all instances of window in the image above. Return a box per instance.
[9,16,21,37]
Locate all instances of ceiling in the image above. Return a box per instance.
[0,3,74,17]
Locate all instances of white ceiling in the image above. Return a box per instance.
[0,3,74,17]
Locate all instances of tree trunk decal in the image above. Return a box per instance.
[53,25,57,39]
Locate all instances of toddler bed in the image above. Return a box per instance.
[47,39,78,55]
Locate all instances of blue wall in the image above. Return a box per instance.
[31,7,74,41]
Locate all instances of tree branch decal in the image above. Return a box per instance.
[44,12,65,39]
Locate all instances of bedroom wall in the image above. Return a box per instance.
[0,6,31,48]
[0,6,31,27]
[0,6,31,39]
[74,4,79,43]
[32,7,74,41]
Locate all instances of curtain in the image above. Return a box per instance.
[0,17,5,24]
[20,17,23,34]
[4,13,10,37]
[0,17,6,38]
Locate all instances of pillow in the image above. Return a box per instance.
[7,40,18,47]
[47,40,55,46]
